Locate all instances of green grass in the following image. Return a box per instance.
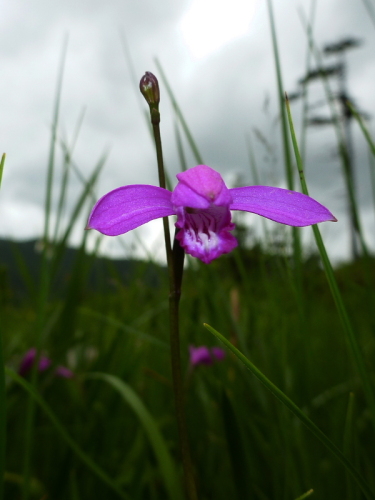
[2,242,375,499]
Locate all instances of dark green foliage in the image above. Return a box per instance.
[2,239,375,499]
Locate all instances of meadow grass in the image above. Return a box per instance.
[2,1,375,499]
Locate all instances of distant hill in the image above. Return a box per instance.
[0,238,163,299]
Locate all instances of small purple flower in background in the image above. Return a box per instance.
[189,345,226,366]
[210,347,226,362]
[55,365,74,379]
[18,348,73,379]
[18,348,51,376]
[87,164,336,264]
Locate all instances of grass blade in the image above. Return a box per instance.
[346,99,375,156]
[285,93,375,430]
[85,372,183,500]
[361,0,375,29]
[0,153,5,189]
[154,58,204,165]
[53,107,87,242]
[266,0,302,287]
[7,368,130,499]
[51,153,106,276]
[221,390,250,499]
[344,392,358,499]
[294,489,314,500]
[298,10,368,258]
[79,308,169,350]
[203,323,375,500]
[266,0,294,190]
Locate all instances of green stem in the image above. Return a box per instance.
[299,0,317,164]
[147,93,198,500]
[299,11,368,258]
[266,0,293,190]
[285,94,375,431]
[346,100,375,156]
[154,59,204,165]
[0,153,5,189]
[151,120,173,273]
[345,100,375,236]
[169,255,197,500]
[266,0,303,289]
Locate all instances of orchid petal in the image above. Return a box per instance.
[211,347,226,361]
[229,186,337,227]
[189,346,213,366]
[172,165,232,208]
[87,185,175,236]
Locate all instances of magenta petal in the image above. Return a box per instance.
[38,356,52,372]
[87,185,176,236]
[189,345,213,366]
[211,347,226,361]
[172,182,211,209]
[19,348,37,376]
[173,165,233,208]
[18,348,52,376]
[229,186,337,227]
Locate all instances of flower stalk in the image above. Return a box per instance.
[140,72,198,500]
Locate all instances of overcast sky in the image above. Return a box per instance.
[1,0,375,263]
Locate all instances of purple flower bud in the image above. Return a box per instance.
[211,347,226,361]
[189,346,213,366]
[18,348,73,379]
[55,366,74,379]
[139,72,160,106]
[18,348,52,376]
[189,345,226,366]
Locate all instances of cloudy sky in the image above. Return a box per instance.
[1,0,375,262]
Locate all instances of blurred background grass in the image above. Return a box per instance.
[2,227,375,499]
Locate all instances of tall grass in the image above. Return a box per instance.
[1,4,375,500]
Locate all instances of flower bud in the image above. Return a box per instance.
[139,72,160,106]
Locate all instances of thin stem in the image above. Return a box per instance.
[298,10,368,258]
[154,58,204,165]
[285,94,375,432]
[266,0,303,289]
[169,241,197,500]
[151,121,173,276]
[299,0,317,163]
[266,0,293,190]
[0,153,5,188]
[145,81,198,500]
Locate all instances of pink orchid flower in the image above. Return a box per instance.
[87,165,336,264]
[189,345,226,366]
[18,348,74,379]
